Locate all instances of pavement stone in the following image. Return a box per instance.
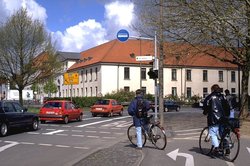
[73,140,143,166]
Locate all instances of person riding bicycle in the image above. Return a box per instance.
[203,84,230,155]
[128,89,150,149]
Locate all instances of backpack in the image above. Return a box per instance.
[135,99,147,118]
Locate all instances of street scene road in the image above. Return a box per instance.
[0,107,249,166]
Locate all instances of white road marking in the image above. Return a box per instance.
[167,148,194,166]
[72,134,85,137]
[55,145,70,148]
[100,131,111,134]
[74,146,89,150]
[27,132,40,135]
[174,128,203,133]
[225,161,235,166]
[46,129,56,131]
[102,137,116,139]
[85,130,97,133]
[87,136,99,138]
[176,132,201,136]
[39,143,53,146]
[0,141,19,152]
[76,116,129,128]
[42,130,64,135]
[20,142,35,145]
[56,134,68,136]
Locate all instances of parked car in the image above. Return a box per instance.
[150,99,181,112]
[39,100,83,124]
[0,100,39,137]
[90,99,124,117]
[164,100,180,112]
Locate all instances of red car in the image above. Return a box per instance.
[39,100,83,124]
[90,99,123,117]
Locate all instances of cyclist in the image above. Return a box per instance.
[128,89,150,150]
[203,84,230,155]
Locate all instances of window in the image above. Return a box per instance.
[12,102,23,113]
[95,67,98,81]
[124,67,130,79]
[231,71,236,82]
[95,86,98,96]
[231,88,236,94]
[77,88,79,96]
[203,87,208,98]
[186,69,192,81]
[171,69,177,81]
[124,86,130,92]
[141,87,146,95]
[203,70,208,81]
[187,87,192,99]
[219,71,223,82]
[81,88,83,97]
[66,89,68,97]
[90,87,93,97]
[90,69,93,81]
[85,70,88,82]
[81,70,83,83]
[85,88,87,96]
[172,87,177,96]
[141,68,146,80]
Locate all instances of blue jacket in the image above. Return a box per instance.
[128,96,150,127]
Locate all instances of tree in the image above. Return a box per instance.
[134,0,250,119]
[43,78,58,97]
[0,8,60,105]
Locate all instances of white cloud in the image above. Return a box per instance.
[52,19,107,52]
[53,1,136,52]
[0,0,47,24]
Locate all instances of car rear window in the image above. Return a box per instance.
[95,100,109,105]
[43,102,62,108]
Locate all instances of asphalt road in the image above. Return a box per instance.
[0,107,249,166]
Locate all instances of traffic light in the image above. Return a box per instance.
[148,68,158,79]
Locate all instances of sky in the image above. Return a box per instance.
[0,0,138,52]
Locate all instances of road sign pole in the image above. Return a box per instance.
[154,31,158,122]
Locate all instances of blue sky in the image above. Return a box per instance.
[0,0,137,52]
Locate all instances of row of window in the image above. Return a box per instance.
[124,67,237,82]
[79,67,98,83]
[62,86,99,97]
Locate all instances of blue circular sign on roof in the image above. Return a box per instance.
[117,29,129,42]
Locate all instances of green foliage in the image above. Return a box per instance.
[43,79,58,96]
[104,89,135,103]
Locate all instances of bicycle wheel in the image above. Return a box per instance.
[127,124,146,147]
[199,127,213,155]
[221,131,240,162]
[150,125,167,150]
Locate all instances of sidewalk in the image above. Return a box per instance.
[73,140,143,166]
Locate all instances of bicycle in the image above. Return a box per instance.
[199,118,240,162]
[127,114,167,150]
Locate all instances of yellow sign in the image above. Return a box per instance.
[64,73,79,85]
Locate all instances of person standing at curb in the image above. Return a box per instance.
[128,89,150,149]
[224,89,236,118]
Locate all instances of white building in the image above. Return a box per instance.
[57,39,248,99]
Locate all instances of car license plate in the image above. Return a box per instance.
[46,111,54,114]
[96,108,102,111]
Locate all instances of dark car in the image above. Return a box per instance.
[0,100,39,136]
[164,100,180,112]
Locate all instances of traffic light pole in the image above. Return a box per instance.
[154,31,158,122]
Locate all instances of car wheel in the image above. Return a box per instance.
[77,114,83,121]
[109,111,113,117]
[176,107,180,112]
[164,107,169,112]
[64,116,69,124]
[119,110,123,116]
[31,118,39,131]
[0,123,8,136]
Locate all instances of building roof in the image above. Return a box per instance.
[57,51,81,62]
[67,39,237,71]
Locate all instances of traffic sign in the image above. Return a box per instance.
[136,56,153,61]
[117,29,129,42]
[64,73,79,85]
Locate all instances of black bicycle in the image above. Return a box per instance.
[127,115,167,150]
[199,118,240,162]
